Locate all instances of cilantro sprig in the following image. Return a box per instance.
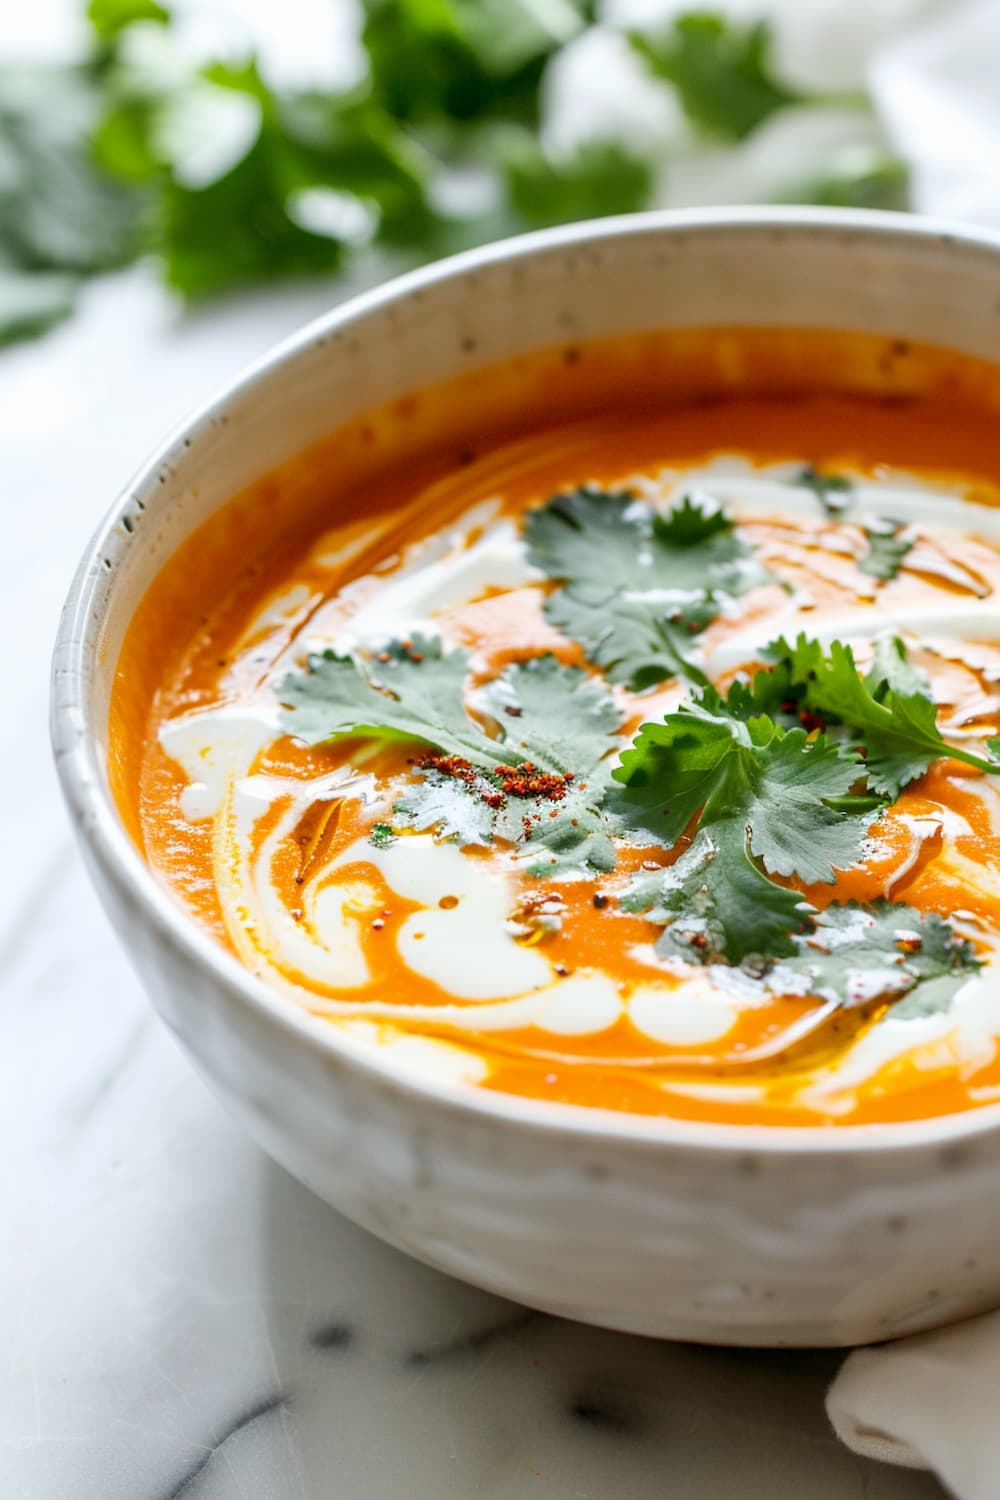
[624,862,980,1010]
[279,633,618,769]
[615,634,999,965]
[524,488,765,690]
[763,901,979,1015]
[614,682,879,960]
[859,520,914,582]
[620,819,812,964]
[764,634,1000,797]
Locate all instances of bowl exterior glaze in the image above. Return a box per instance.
[52,209,1000,1346]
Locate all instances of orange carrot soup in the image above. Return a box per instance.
[112,327,1000,1127]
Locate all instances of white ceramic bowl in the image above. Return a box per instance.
[53,208,1000,1347]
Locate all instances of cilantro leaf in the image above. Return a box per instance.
[701,633,930,729]
[764,900,979,1013]
[501,135,652,227]
[524,488,761,690]
[393,652,626,871]
[615,700,875,881]
[630,13,799,141]
[859,520,914,582]
[393,763,621,876]
[147,63,436,297]
[788,148,909,213]
[0,62,144,346]
[655,493,735,546]
[478,652,621,773]
[693,663,798,726]
[865,635,929,698]
[742,727,875,880]
[361,0,591,126]
[621,819,811,964]
[394,772,496,846]
[612,652,893,960]
[279,634,494,761]
[766,634,1000,797]
[88,0,169,40]
[280,639,625,874]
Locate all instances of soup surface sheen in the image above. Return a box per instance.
[115,328,1000,1127]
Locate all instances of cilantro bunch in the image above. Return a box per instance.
[2,1,907,348]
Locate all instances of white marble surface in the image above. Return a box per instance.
[0,257,956,1500]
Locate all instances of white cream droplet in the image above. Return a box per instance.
[534,974,621,1036]
[629,984,736,1046]
[333,835,550,1001]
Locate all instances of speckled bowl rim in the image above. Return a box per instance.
[52,205,1000,1157]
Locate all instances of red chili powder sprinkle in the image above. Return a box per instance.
[494,763,571,800]
[417,753,575,807]
[417,752,479,786]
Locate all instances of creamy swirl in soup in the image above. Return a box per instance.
[113,328,1000,1125]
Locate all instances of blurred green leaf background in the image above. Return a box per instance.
[0,0,908,348]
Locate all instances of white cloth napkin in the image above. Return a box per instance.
[828,1310,1000,1497]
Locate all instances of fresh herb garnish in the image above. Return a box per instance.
[279,637,626,874]
[793,465,854,516]
[764,634,1000,796]
[614,684,880,959]
[624,854,980,1008]
[614,694,876,877]
[615,636,996,973]
[280,635,492,761]
[524,488,763,690]
[282,624,983,1016]
[866,634,929,697]
[762,901,979,1014]
[859,519,914,582]
[620,819,812,963]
